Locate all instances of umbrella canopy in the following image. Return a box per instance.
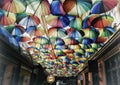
[0,10,16,25]
[82,14,99,29]
[67,28,83,42]
[33,36,49,45]
[26,0,50,15]
[99,26,115,37]
[19,14,40,28]
[69,16,82,30]
[83,27,99,42]
[50,0,65,15]
[2,0,25,13]
[63,0,92,16]
[46,14,70,27]
[6,24,25,36]
[91,0,118,14]
[91,15,114,28]
[48,27,67,38]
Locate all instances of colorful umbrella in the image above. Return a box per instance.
[2,0,25,13]
[99,26,115,37]
[34,27,45,36]
[67,28,83,42]
[68,44,81,50]
[33,36,49,44]
[19,14,40,28]
[69,16,82,30]
[83,27,99,42]
[16,12,28,23]
[46,14,70,27]
[63,37,79,45]
[48,27,67,38]
[97,37,107,43]
[82,14,99,29]
[50,0,65,15]
[26,0,50,15]
[82,38,93,45]
[50,37,65,45]
[0,10,16,25]
[91,15,114,28]
[91,0,118,14]
[63,0,92,16]
[6,25,25,36]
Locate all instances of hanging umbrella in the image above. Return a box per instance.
[68,44,81,50]
[21,36,31,42]
[82,14,99,29]
[91,0,118,14]
[0,10,16,25]
[5,25,25,36]
[91,15,114,28]
[63,37,79,45]
[19,14,40,28]
[50,37,65,45]
[90,43,102,49]
[34,27,45,36]
[74,48,85,54]
[33,36,49,45]
[2,0,25,13]
[54,49,65,56]
[69,16,82,30]
[82,38,93,45]
[63,0,92,16]
[26,0,50,15]
[16,12,28,23]
[50,0,65,15]
[48,27,67,38]
[99,26,115,37]
[83,27,99,42]
[46,14,70,27]
[97,37,107,43]
[27,41,36,47]
[67,28,83,42]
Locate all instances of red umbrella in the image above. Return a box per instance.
[91,15,114,28]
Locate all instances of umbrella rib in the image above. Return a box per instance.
[7,0,13,17]
[33,0,42,16]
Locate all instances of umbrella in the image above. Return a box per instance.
[63,37,79,45]
[91,15,114,28]
[69,16,82,30]
[2,0,25,13]
[16,12,28,23]
[97,37,107,43]
[48,27,67,38]
[50,0,65,15]
[21,36,31,42]
[82,38,93,45]
[0,10,16,25]
[82,14,99,29]
[63,0,92,16]
[91,0,118,14]
[99,26,115,37]
[26,0,50,15]
[67,28,83,42]
[34,27,45,36]
[33,36,49,45]
[50,37,65,45]
[83,27,99,42]
[46,14,70,27]
[5,25,25,36]
[68,44,81,50]
[19,14,40,28]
